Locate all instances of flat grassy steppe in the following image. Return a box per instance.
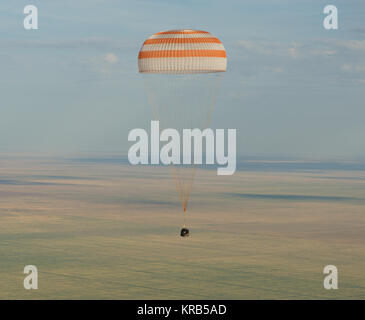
[0,155,364,299]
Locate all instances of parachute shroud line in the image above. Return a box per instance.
[138,29,226,231]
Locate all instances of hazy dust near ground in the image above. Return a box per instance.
[0,155,364,299]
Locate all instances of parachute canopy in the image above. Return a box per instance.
[138,29,227,74]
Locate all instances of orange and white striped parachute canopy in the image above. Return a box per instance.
[138,29,227,74]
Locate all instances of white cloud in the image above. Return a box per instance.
[341,63,353,72]
[235,40,282,55]
[341,63,365,73]
[0,38,135,50]
[266,66,284,73]
[288,43,302,59]
[104,53,118,64]
[84,53,121,77]
[288,47,298,59]
[309,49,336,56]
[322,39,365,52]
[234,38,365,60]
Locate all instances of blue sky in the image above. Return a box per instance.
[0,0,365,159]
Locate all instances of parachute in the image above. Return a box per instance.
[138,29,227,236]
